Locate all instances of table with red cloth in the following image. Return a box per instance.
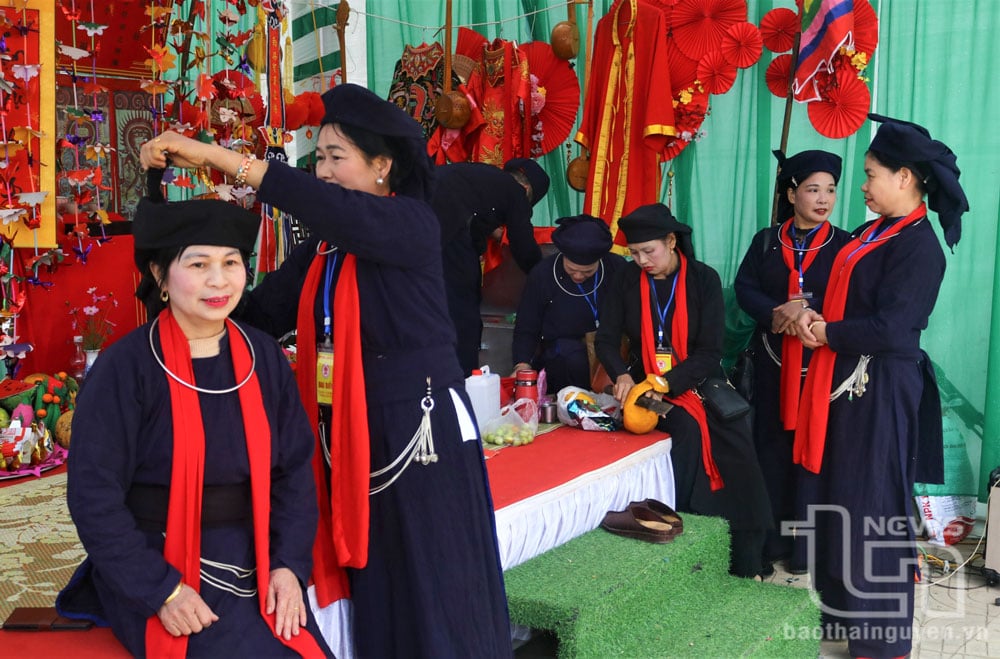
[486,424,674,570]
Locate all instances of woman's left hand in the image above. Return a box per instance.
[139,131,210,171]
[266,567,307,640]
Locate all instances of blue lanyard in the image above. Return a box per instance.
[844,219,892,264]
[793,224,821,294]
[649,273,678,348]
[576,279,599,327]
[322,252,340,338]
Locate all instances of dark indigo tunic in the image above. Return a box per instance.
[596,259,773,577]
[733,223,850,562]
[246,162,512,659]
[431,162,542,375]
[58,322,330,657]
[512,252,626,392]
[806,215,945,658]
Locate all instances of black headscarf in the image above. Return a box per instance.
[773,149,842,224]
[551,214,612,265]
[617,203,695,259]
[868,113,969,248]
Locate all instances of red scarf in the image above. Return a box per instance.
[778,220,832,430]
[639,252,724,491]
[145,310,325,657]
[296,245,369,608]
[793,204,927,473]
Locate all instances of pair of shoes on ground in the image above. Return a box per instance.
[600,498,683,544]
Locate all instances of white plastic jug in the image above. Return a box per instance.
[465,366,501,433]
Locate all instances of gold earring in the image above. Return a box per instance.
[160,290,169,303]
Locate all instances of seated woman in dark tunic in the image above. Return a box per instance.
[57,194,331,657]
[511,214,626,393]
[596,203,773,578]
[138,84,512,659]
[793,114,968,659]
[733,150,851,574]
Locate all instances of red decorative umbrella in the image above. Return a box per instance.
[519,41,580,155]
[696,48,737,95]
[807,67,871,139]
[765,54,793,98]
[720,21,762,69]
[853,0,879,57]
[662,87,710,160]
[667,34,700,93]
[759,7,798,54]
[671,0,747,61]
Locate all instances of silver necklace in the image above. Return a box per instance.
[149,317,257,395]
[552,255,605,297]
[776,220,836,253]
[316,241,339,255]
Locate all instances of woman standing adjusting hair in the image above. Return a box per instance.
[511,214,625,392]
[140,84,511,658]
[734,150,850,574]
[57,192,331,657]
[595,204,772,578]
[794,114,968,659]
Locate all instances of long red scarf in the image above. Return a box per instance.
[793,204,927,473]
[778,220,832,430]
[146,310,324,657]
[296,245,369,608]
[639,252,724,491]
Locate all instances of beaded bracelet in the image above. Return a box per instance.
[234,154,257,187]
[163,580,184,606]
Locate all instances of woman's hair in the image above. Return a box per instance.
[332,122,435,200]
[867,148,928,196]
[135,246,252,318]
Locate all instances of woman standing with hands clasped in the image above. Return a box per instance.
[595,204,773,578]
[734,150,851,575]
[793,114,969,659]
[140,84,511,658]
[57,188,331,657]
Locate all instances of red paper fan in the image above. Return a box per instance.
[696,48,737,95]
[721,21,762,69]
[519,41,581,155]
[807,68,871,139]
[760,7,798,53]
[765,54,793,98]
[454,27,488,82]
[662,88,710,160]
[671,0,747,61]
[667,34,699,93]
[853,0,879,57]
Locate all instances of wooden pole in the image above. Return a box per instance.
[770,33,801,226]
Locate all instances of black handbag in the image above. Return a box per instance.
[698,376,751,421]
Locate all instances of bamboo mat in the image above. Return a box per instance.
[0,473,84,626]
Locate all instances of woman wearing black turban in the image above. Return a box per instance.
[793,114,969,659]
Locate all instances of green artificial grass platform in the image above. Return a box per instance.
[504,514,820,658]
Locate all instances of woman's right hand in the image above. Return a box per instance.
[156,583,219,637]
[510,362,532,377]
[140,131,211,171]
[612,373,637,404]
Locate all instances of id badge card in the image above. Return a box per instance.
[316,340,334,406]
[791,291,814,302]
[654,346,673,375]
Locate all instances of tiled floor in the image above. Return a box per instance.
[760,534,1000,659]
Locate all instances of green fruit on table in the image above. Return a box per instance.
[0,407,9,428]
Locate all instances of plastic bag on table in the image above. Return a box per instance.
[481,398,539,447]
[555,386,621,432]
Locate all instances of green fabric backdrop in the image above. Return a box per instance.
[355,0,999,498]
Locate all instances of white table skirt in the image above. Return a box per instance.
[310,437,675,657]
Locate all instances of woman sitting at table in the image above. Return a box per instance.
[57,191,331,657]
[595,203,773,577]
[511,214,626,393]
